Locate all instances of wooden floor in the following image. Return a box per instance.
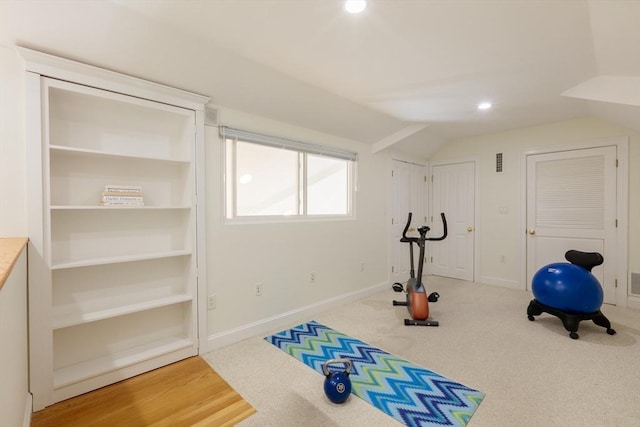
[31,356,256,426]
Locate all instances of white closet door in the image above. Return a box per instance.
[431,162,475,281]
[526,146,617,304]
[390,160,427,285]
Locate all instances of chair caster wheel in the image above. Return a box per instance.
[569,332,579,340]
[607,328,616,335]
[527,315,535,321]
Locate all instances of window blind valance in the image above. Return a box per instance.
[219,126,358,162]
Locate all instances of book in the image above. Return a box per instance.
[101,195,144,202]
[102,191,144,197]
[101,185,144,206]
[101,201,145,207]
[104,184,143,194]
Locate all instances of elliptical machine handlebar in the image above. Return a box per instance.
[400,212,447,242]
[427,213,447,241]
[400,213,415,243]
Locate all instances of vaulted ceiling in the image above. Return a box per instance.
[2,0,639,159]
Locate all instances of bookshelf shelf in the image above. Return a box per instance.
[52,294,193,329]
[50,249,192,270]
[49,148,192,207]
[49,145,192,164]
[24,48,208,410]
[50,205,192,210]
[53,336,194,389]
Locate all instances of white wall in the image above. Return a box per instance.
[0,45,27,236]
[0,248,30,427]
[0,46,30,425]
[430,117,640,304]
[205,109,391,348]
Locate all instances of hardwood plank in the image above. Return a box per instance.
[0,237,28,290]
[31,356,256,426]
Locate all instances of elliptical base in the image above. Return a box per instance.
[404,319,439,327]
[526,299,616,339]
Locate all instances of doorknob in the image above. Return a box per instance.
[528,229,536,235]
[467,227,473,232]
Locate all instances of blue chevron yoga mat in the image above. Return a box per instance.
[266,320,484,427]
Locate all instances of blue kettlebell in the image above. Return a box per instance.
[322,358,352,404]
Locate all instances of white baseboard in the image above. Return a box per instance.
[23,393,32,427]
[479,275,522,290]
[207,281,388,350]
[627,295,640,310]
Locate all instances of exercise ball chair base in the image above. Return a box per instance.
[527,299,617,340]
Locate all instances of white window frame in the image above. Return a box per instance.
[221,127,357,223]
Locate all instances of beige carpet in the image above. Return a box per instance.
[204,277,640,426]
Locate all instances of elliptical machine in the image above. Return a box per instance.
[392,212,447,326]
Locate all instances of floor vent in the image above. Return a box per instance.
[631,272,640,296]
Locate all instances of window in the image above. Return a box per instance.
[222,127,356,221]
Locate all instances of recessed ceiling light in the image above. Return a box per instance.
[478,102,492,110]
[345,0,367,14]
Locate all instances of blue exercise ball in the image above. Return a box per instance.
[532,262,603,314]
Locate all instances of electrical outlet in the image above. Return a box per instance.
[207,294,216,310]
[310,272,316,283]
[255,283,262,296]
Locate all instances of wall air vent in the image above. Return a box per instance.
[496,153,503,172]
[205,106,219,126]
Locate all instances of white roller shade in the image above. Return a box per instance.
[219,126,357,161]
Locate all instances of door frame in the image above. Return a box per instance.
[520,136,629,307]
[429,157,480,283]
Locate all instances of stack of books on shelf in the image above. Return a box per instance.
[101,184,144,206]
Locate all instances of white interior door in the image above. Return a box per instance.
[526,146,617,304]
[390,160,427,285]
[431,162,475,281]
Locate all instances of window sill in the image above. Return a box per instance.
[223,214,356,226]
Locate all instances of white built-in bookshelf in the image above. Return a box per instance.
[21,48,209,410]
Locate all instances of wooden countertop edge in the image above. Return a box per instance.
[0,237,28,291]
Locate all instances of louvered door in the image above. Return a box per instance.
[526,146,617,304]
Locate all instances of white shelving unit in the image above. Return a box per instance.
[21,48,209,410]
